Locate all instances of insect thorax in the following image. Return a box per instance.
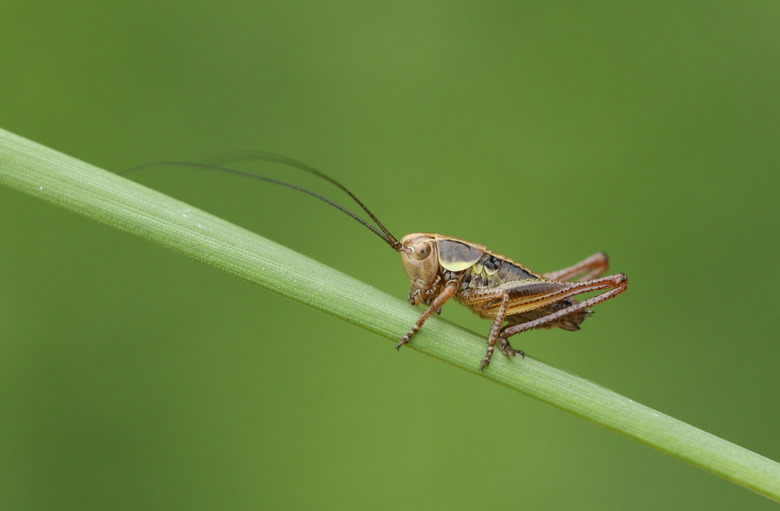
[434,236,540,291]
[401,233,542,306]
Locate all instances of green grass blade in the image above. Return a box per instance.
[1,127,779,501]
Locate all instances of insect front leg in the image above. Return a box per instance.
[397,281,458,350]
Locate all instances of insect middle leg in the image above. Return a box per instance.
[457,285,526,370]
[481,289,513,371]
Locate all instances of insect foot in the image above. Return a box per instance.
[396,334,412,351]
[499,337,525,359]
[479,346,495,371]
[479,337,526,371]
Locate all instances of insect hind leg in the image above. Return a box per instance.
[501,273,628,339]
[542,252,609,282]
[506,297,592,332]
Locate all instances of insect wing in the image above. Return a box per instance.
[435,236,485,272]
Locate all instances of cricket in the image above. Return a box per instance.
[128,151,627,369]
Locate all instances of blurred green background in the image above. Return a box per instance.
[1,2,778,510]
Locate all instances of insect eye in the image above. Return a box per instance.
[414,242,431,260]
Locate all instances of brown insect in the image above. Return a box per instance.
[129,152,627,369]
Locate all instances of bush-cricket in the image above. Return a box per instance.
[128,152,627,369]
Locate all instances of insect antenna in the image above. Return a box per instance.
[205,150,400,249]
[122,154,403,251]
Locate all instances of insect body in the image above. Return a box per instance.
[128,152,627,369]
[396,233,626,368]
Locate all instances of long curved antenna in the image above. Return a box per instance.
[122,160,402,251]
[205,150,399,248]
